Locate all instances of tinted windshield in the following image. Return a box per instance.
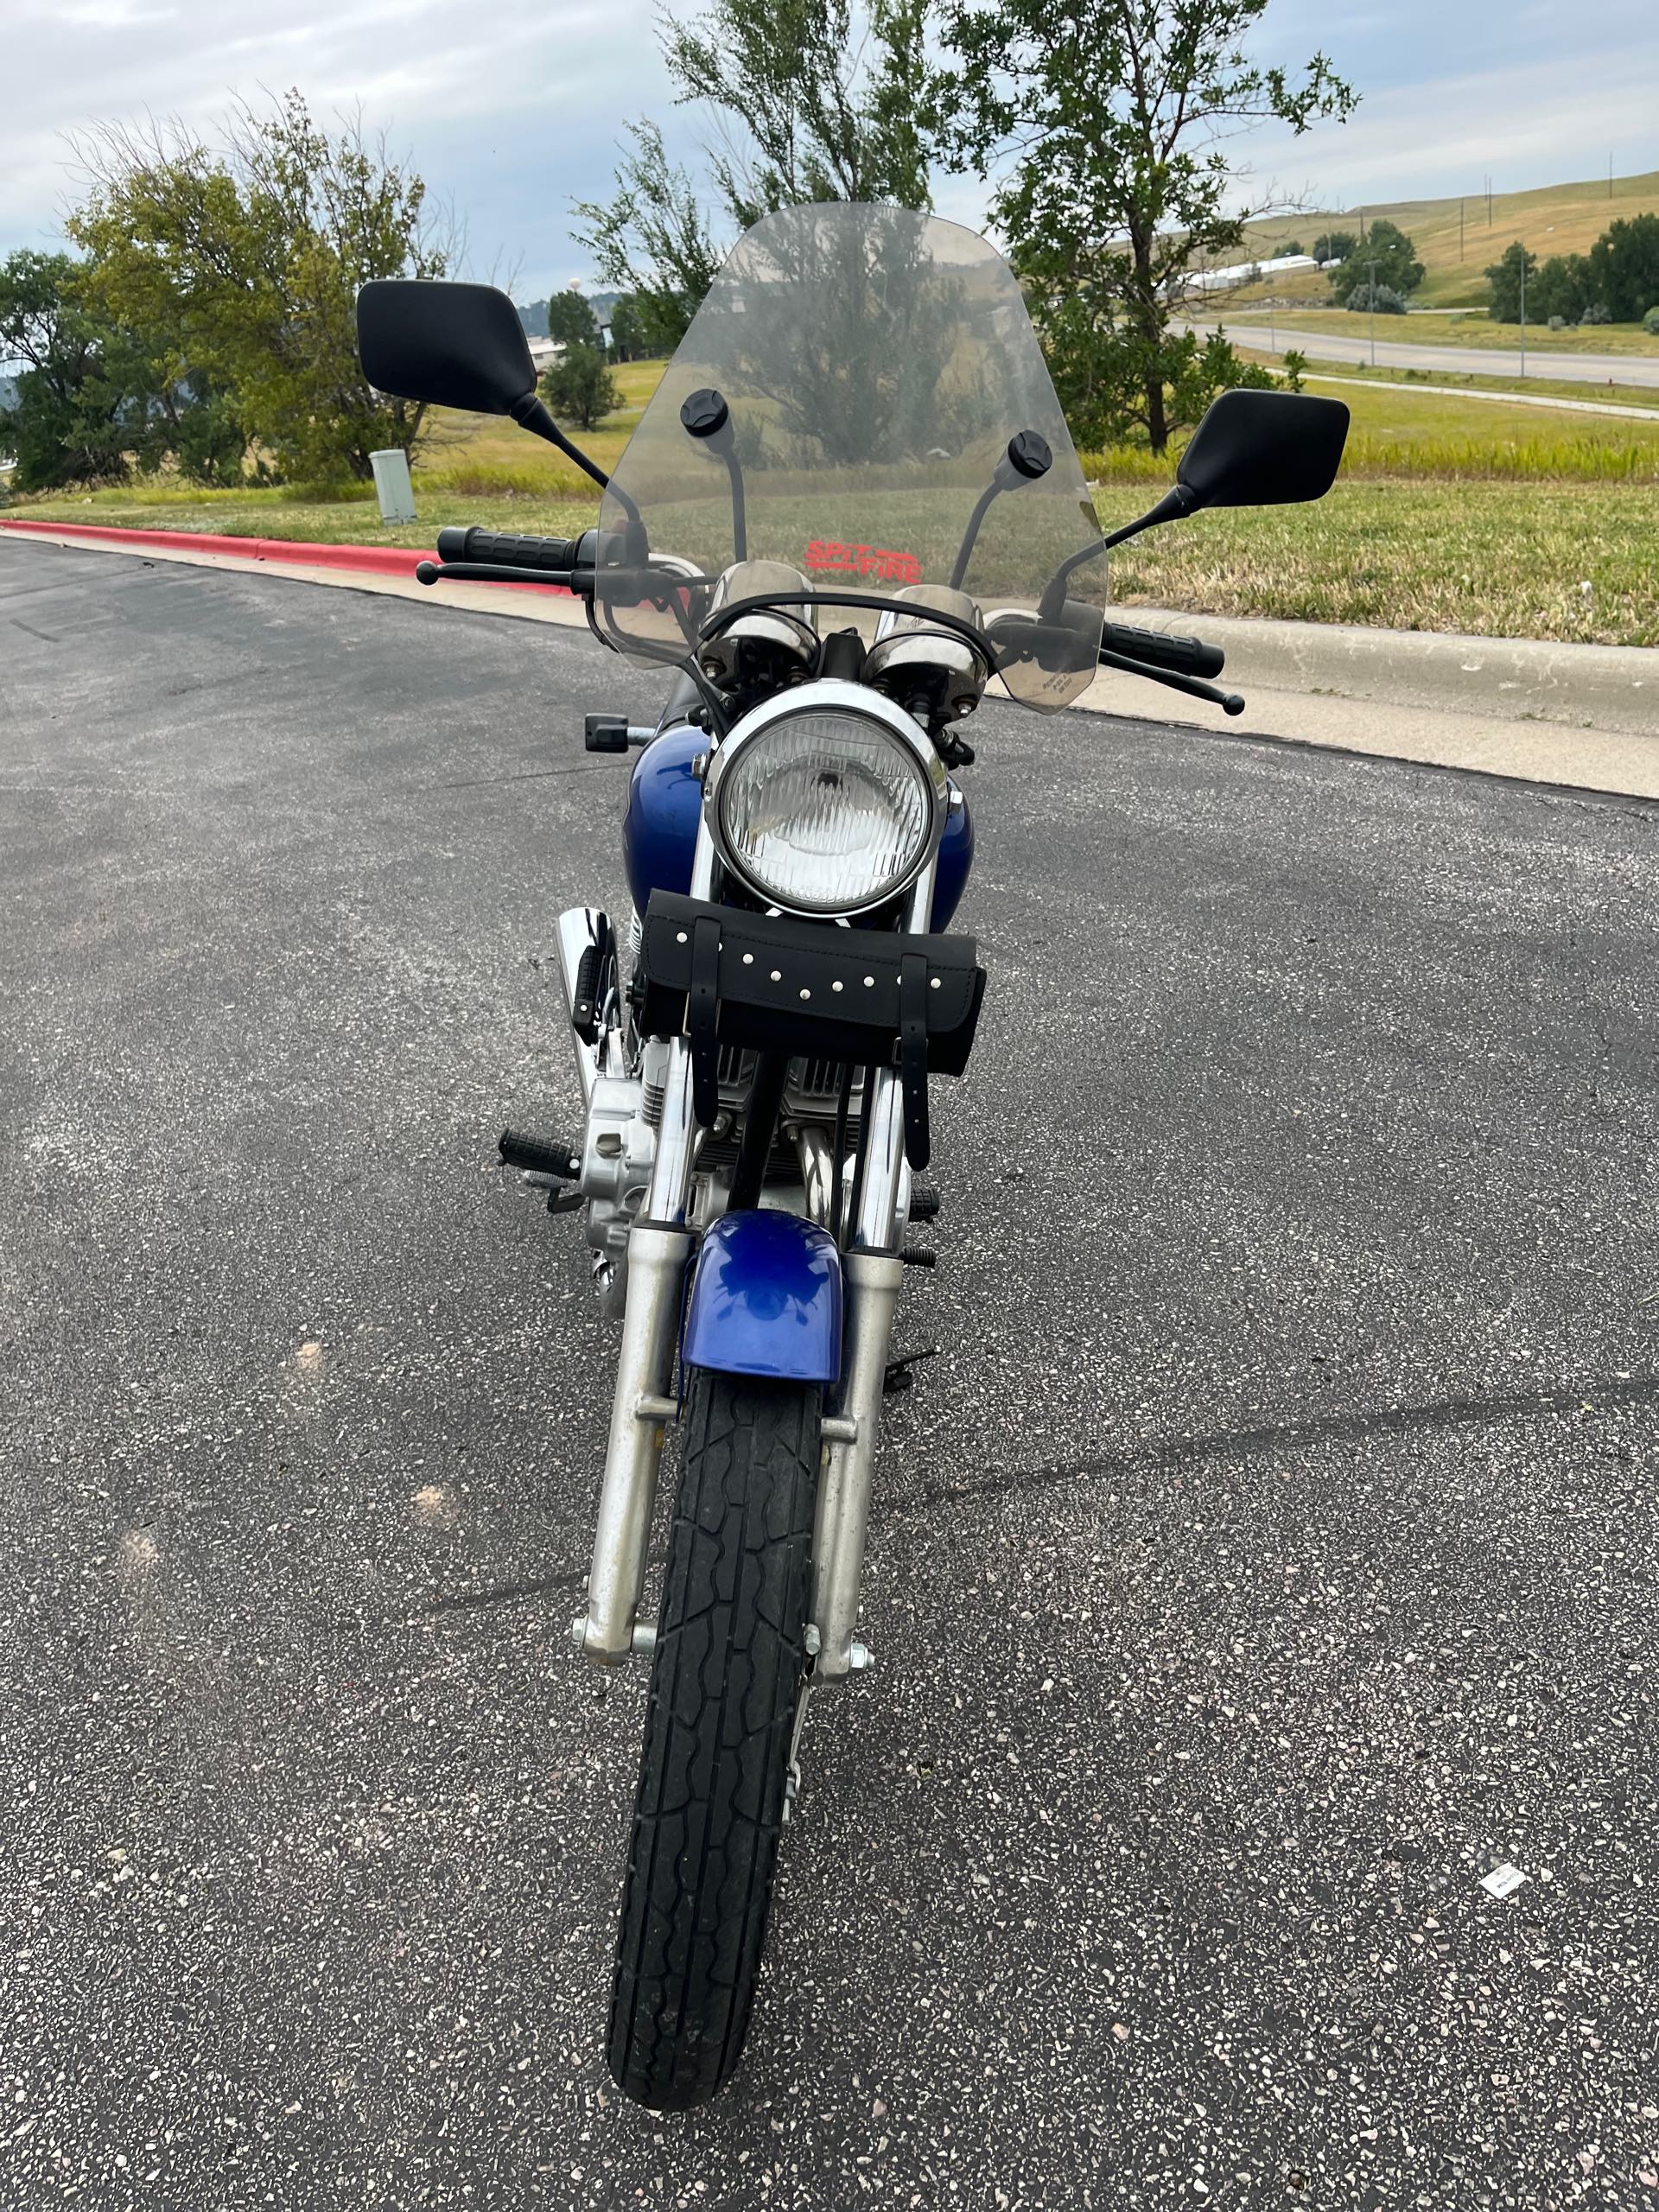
[593,203,1107,711]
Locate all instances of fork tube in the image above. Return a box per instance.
[812,855,935,1676]
[577,825,714,1664]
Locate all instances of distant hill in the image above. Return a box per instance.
[1219,168,1659,309]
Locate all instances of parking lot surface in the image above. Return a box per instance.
[2,538,1656,2209]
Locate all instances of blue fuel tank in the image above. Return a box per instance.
[624,722,975,931]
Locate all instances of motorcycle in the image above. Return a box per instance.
[357,202,1348,2109]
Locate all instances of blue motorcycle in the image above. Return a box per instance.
[358,202,1347,2108]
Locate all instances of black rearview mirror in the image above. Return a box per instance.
[357,280,538,416]
[1178,390,1350,511]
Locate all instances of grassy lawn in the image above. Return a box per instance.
[10,356,1659,644]
[1225,307,1659,358]
[1100,480,1659,647]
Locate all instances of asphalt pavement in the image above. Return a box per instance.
[1179,319,1659,390]
[3,538,1657,2211]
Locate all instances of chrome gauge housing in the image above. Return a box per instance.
[704,680,948,919]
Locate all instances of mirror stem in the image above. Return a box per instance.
[510,391,647,540]
[1039,485,1198,620]
[510,392,609,489]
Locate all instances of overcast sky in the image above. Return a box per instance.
[4,0,1656,296]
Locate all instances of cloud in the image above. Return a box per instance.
[3,0,1655,292]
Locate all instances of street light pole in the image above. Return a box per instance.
[1519,252,1526,380]
[1369,257,1376,367]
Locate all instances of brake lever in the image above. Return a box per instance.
[1097,646,1244,717]
[414,560,591,593]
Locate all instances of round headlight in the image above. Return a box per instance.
[714,702,938,916]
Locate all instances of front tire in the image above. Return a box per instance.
[607,1368,820,2109]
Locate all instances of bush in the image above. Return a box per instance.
[1548,315,1566,333]
[1579,302,1612,327]
[539,344,620,431]
[1345,283,1408,315]
[1645,306,1659,335]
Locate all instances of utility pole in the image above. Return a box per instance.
[1519,251,1526,380]
[1370,257,1377,368]
[1486,174,1492,227]
[1460,199,1465,261]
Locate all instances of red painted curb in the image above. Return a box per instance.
[0,516,436,574]
[0,517,573,597]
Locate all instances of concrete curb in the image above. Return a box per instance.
[1118,605,1657,739]
[0,511,579,593]
[6,519,1656,799]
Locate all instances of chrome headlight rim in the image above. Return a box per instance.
[704,679,948,920]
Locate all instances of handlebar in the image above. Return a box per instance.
[434,526,588,574]
[1100,620,1224,680]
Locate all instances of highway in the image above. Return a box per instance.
[1179,317,1659,389]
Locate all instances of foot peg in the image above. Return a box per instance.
[909,1186,941,1224]
[499,1128,579,1179]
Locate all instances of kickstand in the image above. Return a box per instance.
[782,1680,815,1824]
[883,1346,939,1396]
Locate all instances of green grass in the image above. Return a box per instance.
[1224,306,1659,357]
[1099,480,1659,647]
[10,353,1659,644]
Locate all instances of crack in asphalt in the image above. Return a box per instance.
[902,1370,1659,1514]
[416,1374,1658,1620]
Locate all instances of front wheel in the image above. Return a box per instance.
[607,1368,820,2109]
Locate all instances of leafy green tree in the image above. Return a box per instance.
[1484,240,1537,323]
[540,342,620,430]
[574,0,933,350]
[1532,252,1592,326]
[1313,229,1357,264]
[0,251,132,489]
[926,0,1357,451]
[1586,213,1659,322]
[608,294,648,360]
[67,91,449,483]
[573,118,728,354]
[1330,219,1422,305]
[546,290,601,348]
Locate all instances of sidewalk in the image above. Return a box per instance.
[4,518,1655,800]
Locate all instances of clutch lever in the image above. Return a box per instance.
[1097,645,1245,717]
[414,560,591,594]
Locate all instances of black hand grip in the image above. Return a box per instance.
[435,526,580,573]
[1101,620,1224,679]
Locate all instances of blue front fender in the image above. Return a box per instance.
[682,1211,843,1384]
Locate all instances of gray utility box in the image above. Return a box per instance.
[370,448,417,524]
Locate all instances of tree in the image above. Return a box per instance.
[1484,240,1536,323]
[1279,238,1305,257]
[927,0,1357,451]
[546,290,601,348]
[0,251,133,488]
[608,294,648,360]
[574,0,933,350]
[572,118,728,354]
[1330,219,1422,305]
[541,343,620,430]
[1343,281,1406,315]
[1313,229,1357,264]
[1532,251,1591,326]
[67,90,451,484]
[1586,213,1659,322]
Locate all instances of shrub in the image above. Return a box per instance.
[1548,315,1566,333]
[539,344,619,431]
[1345,283,1408,315]
[1645,306,1659,335]
[1579,302,1612,327]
